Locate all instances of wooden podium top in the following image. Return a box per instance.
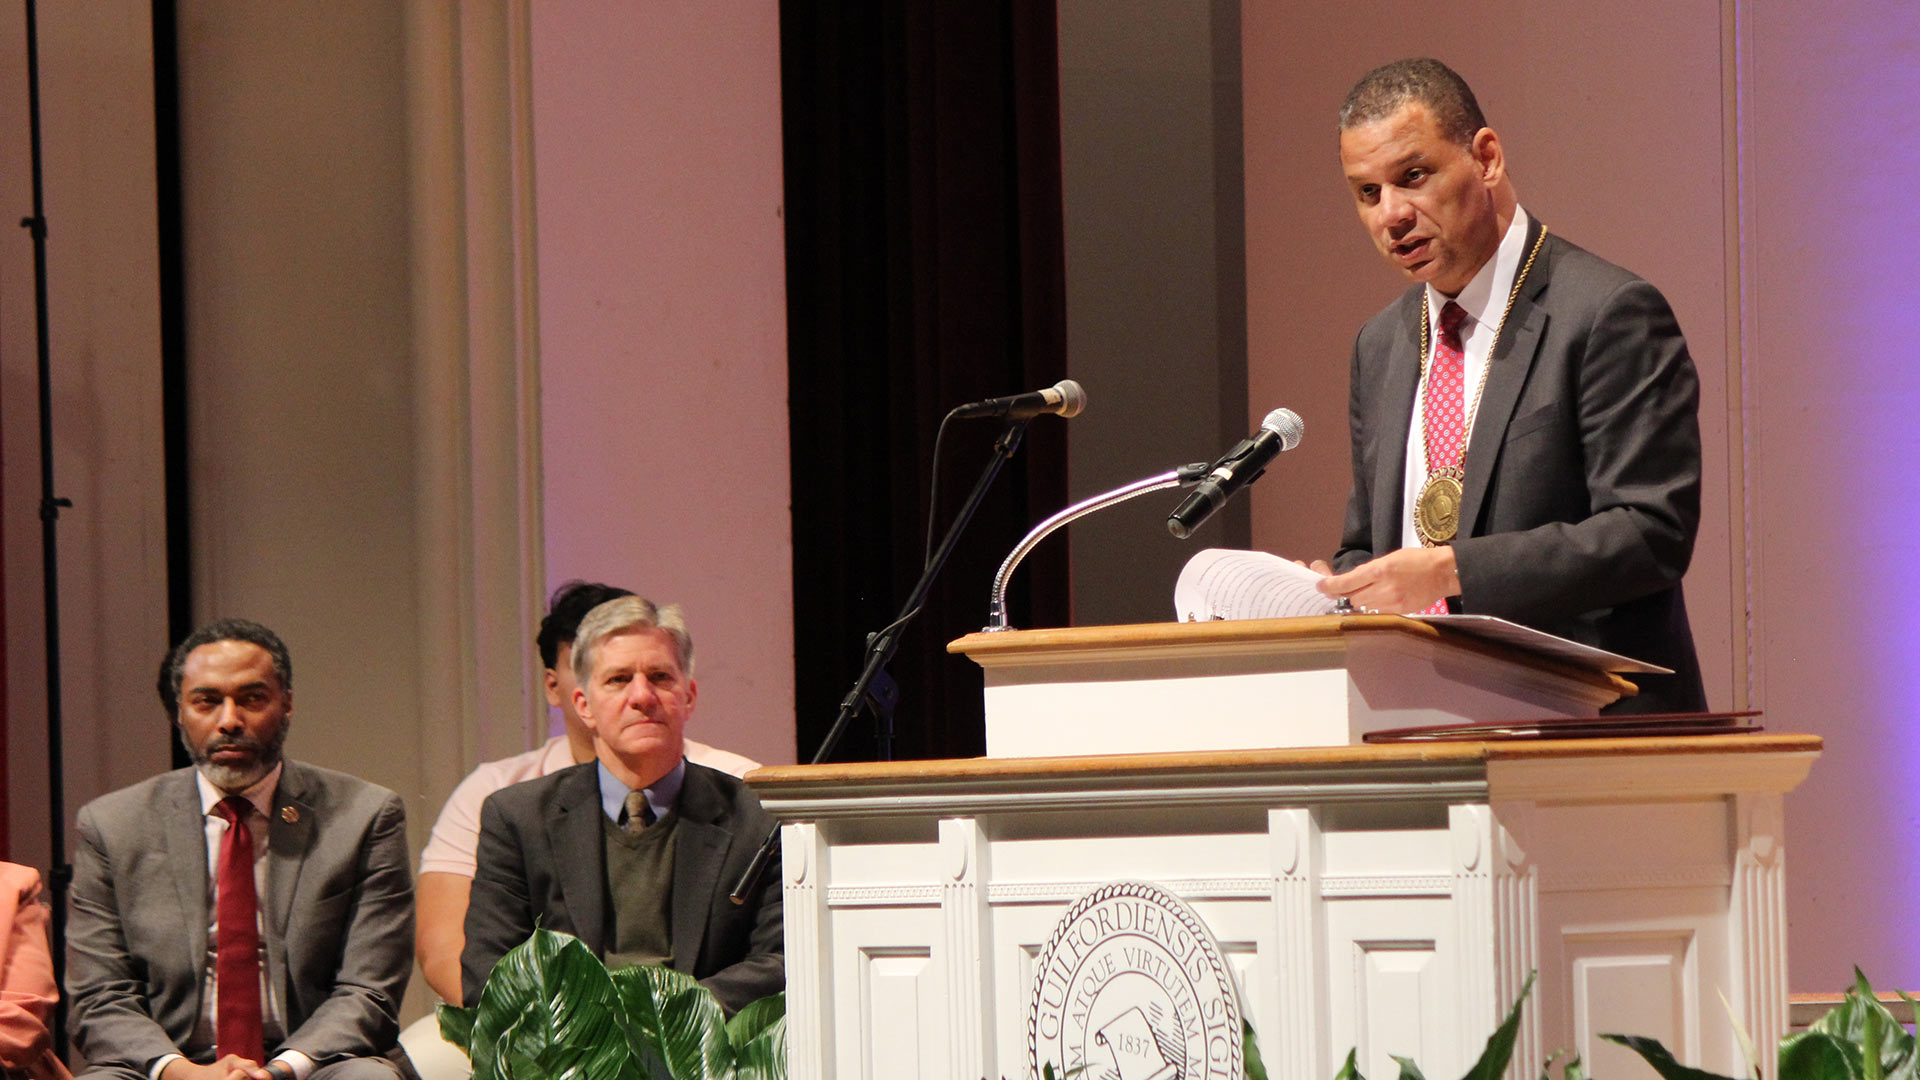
[949,614,1639,698]
[750,734,1822,784]
[745,734,1824,812]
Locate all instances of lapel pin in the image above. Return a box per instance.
[280,806,299,824]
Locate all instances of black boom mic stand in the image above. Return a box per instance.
[730,418,1032,904]
[19,0,76,1057]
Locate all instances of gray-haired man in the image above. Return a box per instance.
[458,598,783,1014]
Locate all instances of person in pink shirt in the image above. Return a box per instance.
[1,861,73,1080]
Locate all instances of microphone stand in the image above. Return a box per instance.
[19,0,75,1055]
[731,418,1032,904]
[984,462,1209,632]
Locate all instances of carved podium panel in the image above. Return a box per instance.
[752,737,1818,1080]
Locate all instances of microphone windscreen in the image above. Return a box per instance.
[1053,379,1088,418]
[1260,407,1304,451]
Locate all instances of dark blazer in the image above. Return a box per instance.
[66,763,414,1075]
[1335,217,1707,712]
[460,760,784,1015]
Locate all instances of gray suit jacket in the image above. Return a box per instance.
[460,760,784,1015]
[1335,217,1707,712]
[66,762,414,1074]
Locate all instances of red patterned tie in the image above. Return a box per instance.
[1420,301,1470,615]
[212,797,266,1062]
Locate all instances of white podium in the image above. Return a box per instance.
[753,736,1819,1080]
[759,620,1816,1080]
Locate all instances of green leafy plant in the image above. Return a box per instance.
[438,928,787,1080]
[1606,970,1918,1080]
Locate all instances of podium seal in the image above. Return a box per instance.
[1028,881,1242,1080]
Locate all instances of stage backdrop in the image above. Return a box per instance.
[2,0,1914,1000]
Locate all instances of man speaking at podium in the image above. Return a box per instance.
[1313,58,1707,714]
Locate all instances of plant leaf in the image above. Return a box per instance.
[730,1013,787,1080]
[468,929,642,1080]
[1601,1034,1741,1080]
[1334,1047,1367,1080]
[725,993,786,1049]
[1895,992,1920,1080]
[612,964,732,1080]
[1393,1054,1428,1080]
[1715,987,1762,1080]
[1779,1032,1865,1080]
[725,992,787,1080]
[1244,1018,1269,1080]
[437,1002,477,1061]
[491,1007,541,1080]
[1812,970,1920,1080]
[1460,972,1537,1080]
[1865,999,1887,1080]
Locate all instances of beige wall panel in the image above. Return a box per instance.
[530,2,794,765]
[1060,0,1245,627]
[1743,0,1920,991]
[177,2,425,812]
[0,2,169,867]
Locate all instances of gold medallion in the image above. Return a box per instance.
[1414,467,1464,546]
[1410,225,1549,552]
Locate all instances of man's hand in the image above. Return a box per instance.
[1315,546,1459,613]
[160,1055,270,1080]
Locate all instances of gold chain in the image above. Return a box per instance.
[1417,223,1548,472]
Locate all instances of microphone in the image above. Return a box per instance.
[951,379,1087,421]
[1166,407,1304,539]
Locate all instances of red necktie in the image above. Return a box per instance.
[1420,301,1470,615]
[212,797,266,1063]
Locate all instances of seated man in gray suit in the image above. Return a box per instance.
[68,619,413,1080]
[460,597,783,1015]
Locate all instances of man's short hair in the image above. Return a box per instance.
[1339,57,1487,147]
[570,596,695,687]
[156,654,178,715]
[164,617,293,715]
[536,581,636,668]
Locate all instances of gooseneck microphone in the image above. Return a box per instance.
[1166,407,1304,539]
[951,379,1087,421]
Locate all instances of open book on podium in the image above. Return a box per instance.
[949,548,1673,758]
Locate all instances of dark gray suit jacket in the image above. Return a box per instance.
[460,760,784,1015]
[1335,217,1707,713]
[66,762,414,1074]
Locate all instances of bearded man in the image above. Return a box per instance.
[67,619,413,1080]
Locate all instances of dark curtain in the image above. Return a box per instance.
[783,1,1069,764]
[155,0,194,769]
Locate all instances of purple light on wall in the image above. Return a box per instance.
[1750,0,1920,989]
